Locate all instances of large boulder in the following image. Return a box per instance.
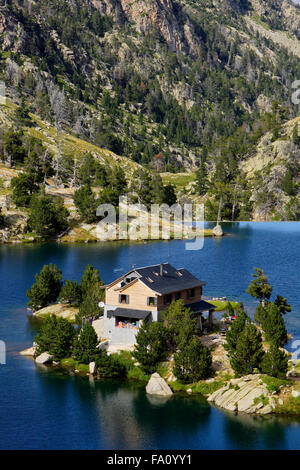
[89,361,97,375]
[146,373,173,397]
[35,352,53,364]
[212,224,224,237]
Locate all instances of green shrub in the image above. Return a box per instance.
[127,366,150,383]
[275,395,300,415]
[253,395,269,406]
[60,357,89,373]
[95,350,127,378]
[116,351,135,372]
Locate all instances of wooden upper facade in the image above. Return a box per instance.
[103,263,206,313]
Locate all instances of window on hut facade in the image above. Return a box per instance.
[175,291,181,300]
[187,288,195,299]
[119,294,129,304]
[147,297,157,307]
[164,294,173,305]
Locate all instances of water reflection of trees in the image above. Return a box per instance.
[222,410,288,449]
[132,392,211,434]
[34,373,300,450]
[91,380,211,449]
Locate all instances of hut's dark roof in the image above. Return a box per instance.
[134,263,206,294]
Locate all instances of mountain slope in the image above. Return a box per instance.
[1,0,300,165]
[0,0,299,221]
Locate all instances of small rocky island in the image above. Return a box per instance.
[21,263,300,417]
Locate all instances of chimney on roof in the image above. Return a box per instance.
[160,263,163,276]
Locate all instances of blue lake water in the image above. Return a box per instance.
[0,221,300,449]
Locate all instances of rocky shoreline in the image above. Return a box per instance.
[19,340,300,417]
[207,374,278,415]
[0,215,217,245]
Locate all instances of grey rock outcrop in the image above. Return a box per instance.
[146,373,173,397]
[208,375,275,415]
[35,352,53,364]
[20,345,37,356]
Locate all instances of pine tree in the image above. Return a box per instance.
[195,160,208,196]
[254,303,268,326]
[73,184,98,223]
[2,128,27,166]
[80,265,104,300]
[0,208,4,228]
[50,317,76,360]
[11,173,40,207]
[34,315,58,355]
[161,300,196,349]
[262,303,287,347]
[35,315,75,360]
[246,268,272,306]
[163,183,177,206]
[224,304,249,354]
[261,344,288,379]
[77,296,101,325]
[59,280,82,306]
[29,195,69,238]
[230,322,264,377]
[292,124,300,146]
[132,322,170,373]
[173,337,212,383]
[281,167,295,196]
[27,264,63,311]
[274,295,291,315]
[73,322,99,364]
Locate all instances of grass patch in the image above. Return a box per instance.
[170,380,188,392]
[160,172,196,191]
[276,396,300,415]
[191,379,225,395]
[210,300,239,312]
[127,366,150,383]
[253,394,269,406]
[169,378,225,395]
[261,375,291,393]
[60,357,89,373]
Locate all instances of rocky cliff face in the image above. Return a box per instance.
[240,116,300,221]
